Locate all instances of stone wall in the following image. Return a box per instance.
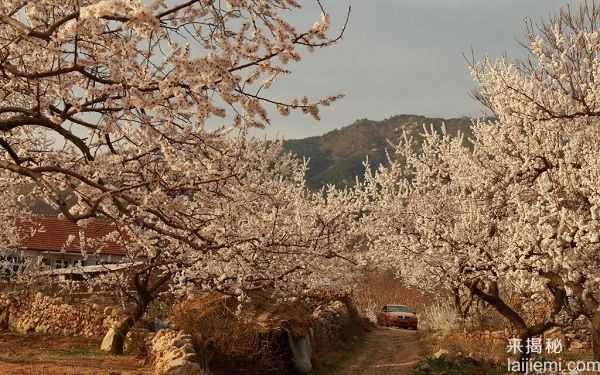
[311,300,354,350]
[150,330,208,375]
[0,291,123,338]
[288,299,364,374]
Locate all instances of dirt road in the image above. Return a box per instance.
[0,333,148,375]
[333,327,423,375]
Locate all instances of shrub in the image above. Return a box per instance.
[419,302,461,335]
[170,292,302,375]
[411,356,504,375]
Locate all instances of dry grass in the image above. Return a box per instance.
[0,332,148,374]
[421,331,508,364]
[171,290,371,375]
[171,291,309,375]
[352,270,429,322]
[459,291,553,334]
[419,302,461,335]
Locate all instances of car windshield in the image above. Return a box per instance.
[386,305,414,313]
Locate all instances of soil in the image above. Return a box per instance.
[331,327,423,375]
[0,332,149,375]
[0,326,423,375]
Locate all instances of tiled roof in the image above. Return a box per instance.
[16,216,127,256]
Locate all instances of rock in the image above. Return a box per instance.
[163,357,203,375]
[125,328,151,353]
[15,318,35,333]
[34,323,49,334]
[150,330,207,375]
[432,349,449,359]
[417,362,432,373]
[545,327,562,338]
[153,319,175,331]
[569,340,585,350]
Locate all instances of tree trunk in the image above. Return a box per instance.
[592,310,600,361]
[468,281,528,333]
[110,316,135,355]
[106,266,171,354]
[109,297,151,355]
[469,281,557,374]
[452,287,464,319]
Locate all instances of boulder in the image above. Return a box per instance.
[569,340,585,351]
[153,319,175,331]
[432,349,449,359]
[544,327,562,339]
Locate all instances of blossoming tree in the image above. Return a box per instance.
[360,0,600,359]
[0,0,358,353]
[357,127,568,360]
[470,1,600,358]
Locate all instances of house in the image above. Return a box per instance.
[1,216,127,275]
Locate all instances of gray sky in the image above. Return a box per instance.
[259,0,580,139]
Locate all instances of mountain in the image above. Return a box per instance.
[283,114,474,189]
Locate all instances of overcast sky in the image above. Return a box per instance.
[258,0,580,139]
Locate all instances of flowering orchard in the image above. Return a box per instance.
[357,1,600,360]
[0,0,361,353]
[3,0,600,365]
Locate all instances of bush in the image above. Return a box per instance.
[419,302,460,335]
[412,356,504,375]
[170,292,303,375]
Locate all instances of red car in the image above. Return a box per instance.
[376,304,418,330]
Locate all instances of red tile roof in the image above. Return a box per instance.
[16,216,127,256]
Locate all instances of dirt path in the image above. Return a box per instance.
[333,327,423,375]
[0,333,149,375]
[0,359,148,375]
